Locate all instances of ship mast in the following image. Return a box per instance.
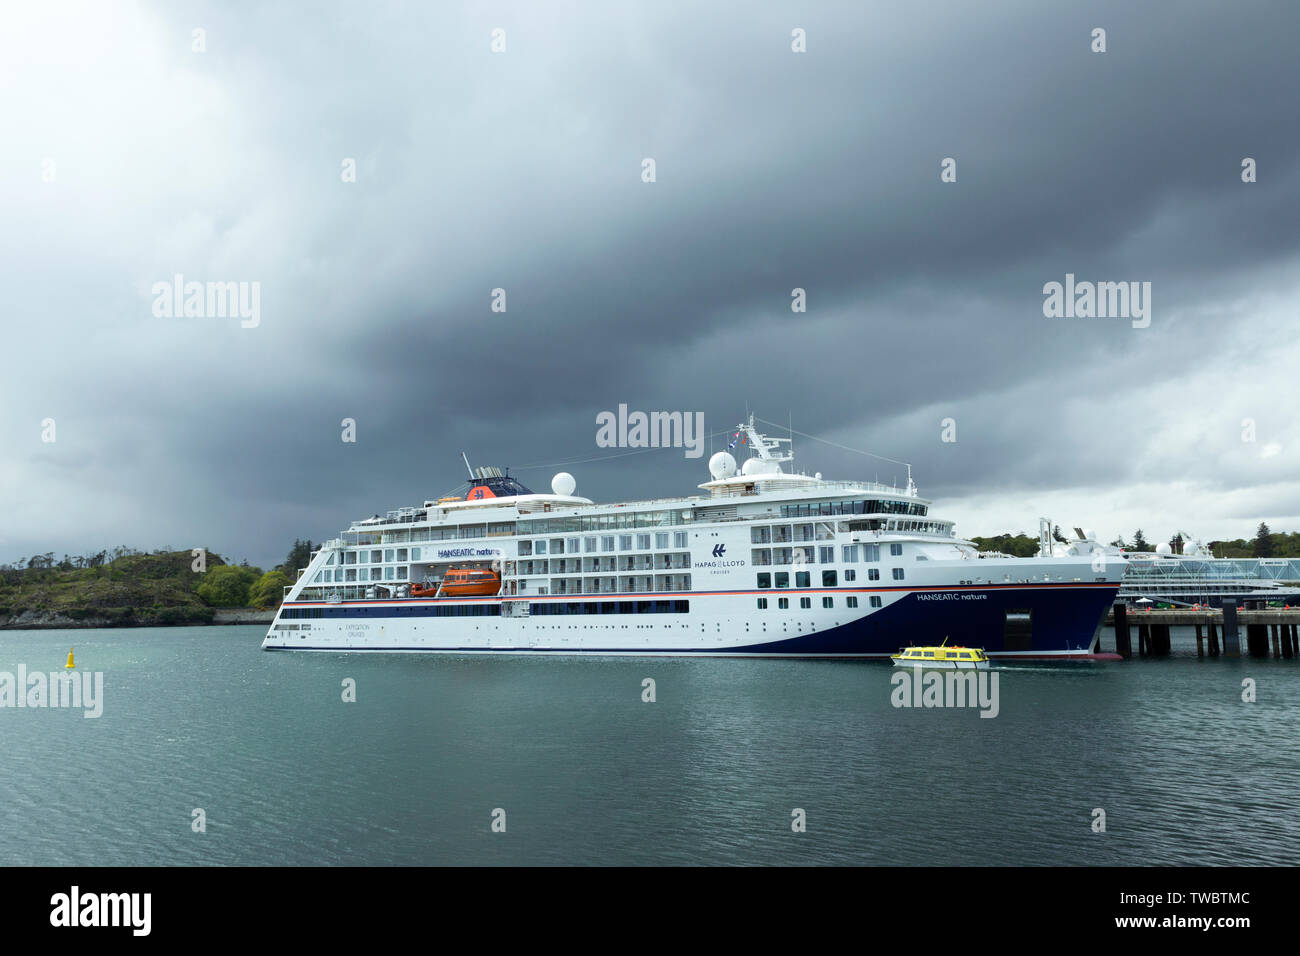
[738,414,793,470]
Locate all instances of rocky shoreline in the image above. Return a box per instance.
[0,608,276,629]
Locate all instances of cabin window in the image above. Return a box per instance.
[567,538,580,554]
[847,596,859,608]
[535,540,547,555]
[751,526,771,544]
[863,545,880,563]
[844,569,856,582]
[795,571,810,588]
[868,569,880,581]
[383,549,393,562]
[800,597,811,609]
[890,543,903,556]
[775,572,789,589]
[371,550,382,563]
[655,532,669,549]
[619,535,633,551]
[842,545,858,563]
[397,566,407,578]
[346,569,357,582]
[602,536,615,551]
[518,541,532,556]
[822,597,833,608]
[674,532,688,548]
[326,553,335,565]
[757,573,771,589]
[584,537,597,552]
[823,570,838,587]
[922,651,934,658]
[892,568,905,580]
[636,534,651,550]
[757,598,768,609]
[819,547,834,564]
[778,597,789,609]
[869,596,882,608]
[397,549,407,561]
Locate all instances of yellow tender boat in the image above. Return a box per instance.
[891,642,989,670]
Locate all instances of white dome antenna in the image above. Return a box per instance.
[551,472,576,496]
[708,452,737,480]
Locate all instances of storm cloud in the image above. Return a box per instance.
[3,0,1298,567]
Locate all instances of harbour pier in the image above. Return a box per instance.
[1106,603,1300,659]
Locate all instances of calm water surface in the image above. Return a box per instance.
[1,626,1296,865]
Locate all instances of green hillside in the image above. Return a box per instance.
[0,546,300,629]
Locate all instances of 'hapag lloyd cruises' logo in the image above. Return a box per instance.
[0,665,104,718]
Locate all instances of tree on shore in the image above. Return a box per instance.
[196,564,261,607]
[277,539,315,578]
[1131,529,1151,552]
[248,570,291,609]
[1254,522,1274,557]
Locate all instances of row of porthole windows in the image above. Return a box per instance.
[755,595,882,610]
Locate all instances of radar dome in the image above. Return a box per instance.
[741,458,779,476]
[1156,542,1172,555]
[551,472,576,496]
[708,452,737,480]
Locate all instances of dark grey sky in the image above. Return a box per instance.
[3,0,1298,568]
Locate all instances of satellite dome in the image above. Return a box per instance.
[551,472,576,496]
[741,458,779,476]
[708,452,737,480]
[1156,542,1172,555]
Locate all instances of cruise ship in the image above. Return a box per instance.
[262,417,1126,657]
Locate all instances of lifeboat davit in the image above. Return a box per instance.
[440,567,501,597]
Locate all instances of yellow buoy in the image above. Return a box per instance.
[65,648,75,669]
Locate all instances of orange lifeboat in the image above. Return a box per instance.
[410,581,439,598]
[440,567,501,597]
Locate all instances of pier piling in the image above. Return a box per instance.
[1195,623,1204,658]
[1223,605,1240,658]
[1137,621,1149,657]
[1208,621,1220,657]
[1113,603,1131,658]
